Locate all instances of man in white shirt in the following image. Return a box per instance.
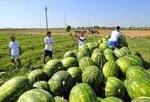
[43,31,54,64]
[107,26,122,48]
[9,36,21,66]
[69,31,86,49]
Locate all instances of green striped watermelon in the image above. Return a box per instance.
[65,25,71,32]
[102,61,119,79]
[33,81,50,92]
[0,76,31,102]
[91,51,106,69]
[67,67,82,83]
[97,39,102,44]
[97,97,103,102]
[69,83,98,102]
[54,96,68,102]
[113,48,126,58]
[43,59,64,78]
[92,48,102,54]
[126,66,150,80]
[131,96,150,102]
[103,48,116,61]
[76,45,90,61]
[48,70,72,96]
[120,47,130,55]
[82,66,103,93]
[99,41,108,51]
[116,57,132,74]
[63,50,76,58]
[101,36,109,42]
[28,69,48,84]
[86,42,98,54]
[17,89,55,102]
[124,54,143,67]
[101,96,123,102]
[105,77,125,99]
[124,77,150,99]
[79,56,95,71]
[118,36,128,48]
[61,57,78,70]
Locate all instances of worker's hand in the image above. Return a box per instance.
[69,33,73,36]
[75,33,78,37]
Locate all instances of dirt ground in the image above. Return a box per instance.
[0,29,150,36]
[96,29,150,37]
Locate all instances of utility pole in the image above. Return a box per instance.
[64,15,66,27]
[45,6,48,32]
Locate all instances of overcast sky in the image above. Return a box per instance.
[0,0,150,28]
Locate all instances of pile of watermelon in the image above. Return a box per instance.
[1,35,150,102]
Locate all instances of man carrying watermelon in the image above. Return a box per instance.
[66,25,86,49]
[69,31,86,49]
[43,31,54,64]
[107,26,122,48]
[9,36,22,67]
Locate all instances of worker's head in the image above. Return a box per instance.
[116,26,121,31]
[10,36,15,42]
[47,31,51,37]
[80,31,84,37]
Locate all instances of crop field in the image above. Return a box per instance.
[0,29,150,80]
[0,29,150,101]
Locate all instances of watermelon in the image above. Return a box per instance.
[67,67,82,83]
[103,48,116,61]
[101,97,123,102]
[48,70,72,96]
[79,56,95,71]
[43,59,64,78]
[113,48,126,58]
[131,96,150,102]
[69,83,98,102]
[28,69,48,84]
[72,49,78,56]
[76,45,90,61]
[126,66,150,80]
[101,36,109,42]
[105,77,125,99]
[97,39,102,44]
[91,51,106,69]
[120,47,130,55]
[86,42,98,54]
[124,54,144,67]
[0,76,31,102]
[54,96,68,102]
[97,97,103,102]
[63,50,76,58]
[33,81,50,92]
[118,36,128,48]
[62,57,78,70]
[82,66,103,92]
[102,61,119,79]
[17,89,55,102]
[116,57,132,74]
[92,48,102,54]
[65,25,71,32]
[124,77,150,99]
[99,42,108,51]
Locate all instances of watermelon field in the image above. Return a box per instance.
[0,29,150,102]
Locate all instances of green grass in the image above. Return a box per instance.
[0,33,150,82]
[126,36,150,68]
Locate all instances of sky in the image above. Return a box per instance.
[0,0,150,28]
